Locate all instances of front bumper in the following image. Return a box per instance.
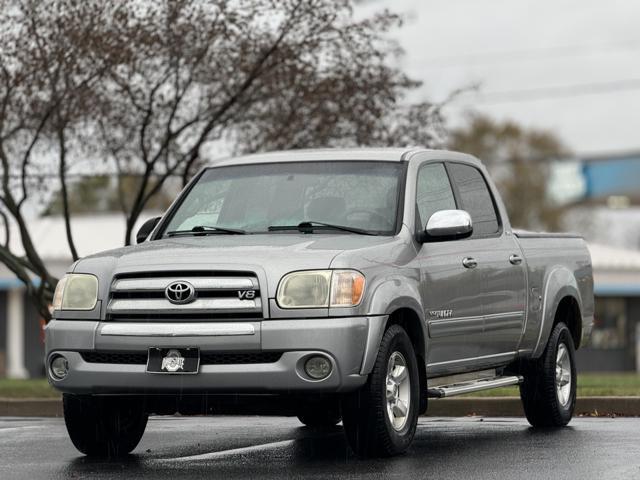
[45,316,387,395]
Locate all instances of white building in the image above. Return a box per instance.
[0,213,155,378]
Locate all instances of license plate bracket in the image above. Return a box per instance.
[146,347,200,374]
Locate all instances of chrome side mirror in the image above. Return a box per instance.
[136,217,161,244]
[419,209,473,242]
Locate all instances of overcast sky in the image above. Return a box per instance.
[357,0,640,156]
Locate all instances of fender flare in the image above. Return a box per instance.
[360,278,427,375]
[531,266,582,358]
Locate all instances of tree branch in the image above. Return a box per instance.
[55,123,79,260]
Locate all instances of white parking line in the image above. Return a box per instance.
[159,439,296,462]
[0,426,42,434]
[0,425,43,442]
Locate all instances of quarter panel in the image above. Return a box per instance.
[516,235,593,357]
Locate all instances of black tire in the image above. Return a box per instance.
[63,394,148,457]
[520,322,577,427]
[296,400,341,428]
[341,324,420,457]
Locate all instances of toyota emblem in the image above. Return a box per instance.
[165,281,196,304]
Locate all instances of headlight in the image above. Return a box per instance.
[52,274,98,311]
[276,270,365,309]
[277,270,331,308]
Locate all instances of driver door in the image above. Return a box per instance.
[415,162,484,376]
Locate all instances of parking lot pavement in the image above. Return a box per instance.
[1,416,639,479]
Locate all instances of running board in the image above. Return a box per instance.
[427,375,523,398]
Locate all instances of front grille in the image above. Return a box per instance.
[80,351,283,365]
[114,270,253,279]
[107,271,262,321]
[104,313,262,321]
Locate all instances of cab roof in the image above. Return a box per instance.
[207,148,480,167]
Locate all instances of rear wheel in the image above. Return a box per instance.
[63,394,148,457]
[520,322,577,427]
[341,324,419,457]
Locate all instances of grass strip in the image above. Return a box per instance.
[0,373,638,399]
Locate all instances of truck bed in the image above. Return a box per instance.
[513,231,594,355]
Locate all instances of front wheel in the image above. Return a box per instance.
[63,394,148,457]
[520,322,577,427]
[341,324,420,457]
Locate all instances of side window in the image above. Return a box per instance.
[447,163,500,237]
[416,163,457,229]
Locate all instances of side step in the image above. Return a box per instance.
[427,375,523,398]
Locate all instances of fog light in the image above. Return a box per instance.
[50,355,69,380]
[304,355,332,380]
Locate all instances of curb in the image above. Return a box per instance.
[1,396,639,418]
[0,398,63,417]
[424,396,640,417]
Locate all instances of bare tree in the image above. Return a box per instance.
[0,0,443,320]
[448,114,569,230]
[0,0,94,318]
[95,0,445,244]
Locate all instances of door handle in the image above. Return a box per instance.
[509,254,523,265]
[462,257,477,269]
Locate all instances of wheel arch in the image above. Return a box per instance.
[553,295,582,349]
[386,307,428,414]
[360,297,427,375]
[364,280,429,414]
[532,266,584,358]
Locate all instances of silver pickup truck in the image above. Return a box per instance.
[45,148,594,458]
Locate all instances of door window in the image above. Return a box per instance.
[447,163,500,237]
[415,163,457,229]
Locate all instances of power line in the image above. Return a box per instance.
[416,40,640,68]
[457,78,640,104]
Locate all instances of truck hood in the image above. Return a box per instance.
[75,233,398,298]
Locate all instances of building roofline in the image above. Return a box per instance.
[579,149,640,163]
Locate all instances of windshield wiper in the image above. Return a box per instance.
[166,225,246,236]
[268,221,378,236]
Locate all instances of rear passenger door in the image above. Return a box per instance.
[446,162,527,365]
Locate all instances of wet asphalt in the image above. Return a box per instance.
[1,415,639,479]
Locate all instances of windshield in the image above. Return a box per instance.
[161,161,404,236]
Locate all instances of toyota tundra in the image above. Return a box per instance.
[45,148,594,457]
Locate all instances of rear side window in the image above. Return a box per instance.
[447,163,500,237]
[415,162,457,228]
